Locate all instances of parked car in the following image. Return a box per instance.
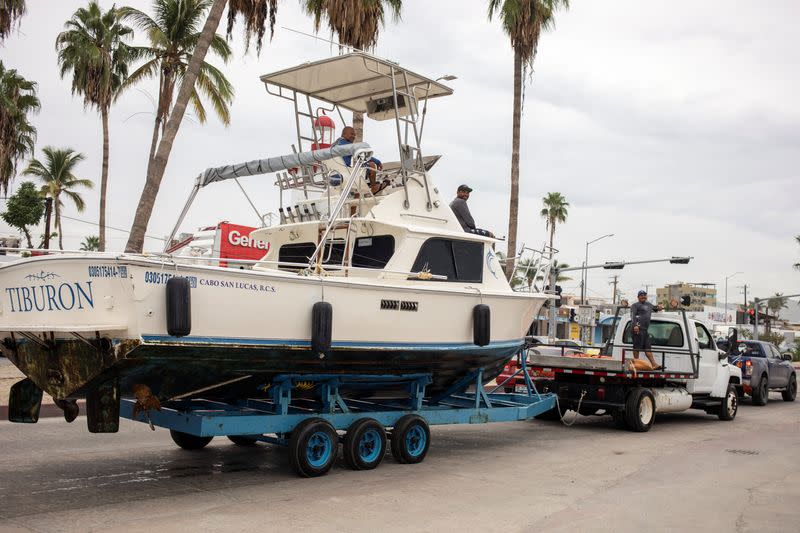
[729,340,796,405]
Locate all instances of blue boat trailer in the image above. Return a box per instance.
[120,359,556,477]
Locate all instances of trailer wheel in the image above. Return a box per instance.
[289,418,338,477]
[718,385,738,421]
[228,435,260,446]
[751,375,769,406]
[624,388,655,432]
[343,418,387,470]
[390,415,430,464]
[170,430,213,450]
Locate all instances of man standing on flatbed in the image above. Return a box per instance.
[630,290,663,369]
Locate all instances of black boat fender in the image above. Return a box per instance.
[166,277,191,337]
[312,301,333,353]
[473,304,490,346]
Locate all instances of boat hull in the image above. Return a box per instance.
[0,255,544,400]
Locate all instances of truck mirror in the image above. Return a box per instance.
[783,353,793,361]
[680,295,691,306]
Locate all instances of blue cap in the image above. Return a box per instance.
[637,290,647,296]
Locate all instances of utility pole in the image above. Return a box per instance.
[609,275,620,304]
[739,284,748,307]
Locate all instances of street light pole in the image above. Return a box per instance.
[724,272,743,323]
[583,233,614,304]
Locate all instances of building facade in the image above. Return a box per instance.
[656,282,717,311]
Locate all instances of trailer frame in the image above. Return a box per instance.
[120,355,556,477]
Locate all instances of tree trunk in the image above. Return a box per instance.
[148,114,161,166]
[43,197,52,249]
[22,227,33,249]
[55,198,63,250]
[504,48,523,280]
[549,224,555,256]
[125,0,226,253]
[353,111,364,143]
[99,106,110,252]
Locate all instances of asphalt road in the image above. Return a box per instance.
[0,395,798,533]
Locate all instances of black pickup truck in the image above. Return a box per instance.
[728,340,796,405]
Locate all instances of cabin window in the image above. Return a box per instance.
[351,235,395,269]
[622,320,684,348]
[410,238,483,282]
[279,241,345,267]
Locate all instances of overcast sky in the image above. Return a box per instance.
[2,0,799,305]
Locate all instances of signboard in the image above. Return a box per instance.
[216,223,270,267]
[577,305,596,326]
[569,323,580,340]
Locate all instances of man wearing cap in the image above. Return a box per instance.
[450,185,494,237]
[630,290,663,369]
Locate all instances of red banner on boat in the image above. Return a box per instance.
[217,223,270,267]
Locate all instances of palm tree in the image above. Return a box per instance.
[767,293,788,320]
[0,61,40,194]
[540,191,569,252]
[489,0,569,279]
[302,0,402,142]
[125,0,278,253]
[23,147,93,250]
[514,257,570,290]
[0,0,25,42]
[121,0,234,164]
[80,235,100,251]
[56,2,136,252]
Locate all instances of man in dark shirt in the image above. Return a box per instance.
[449,185,494,237]
[630,290,663,369]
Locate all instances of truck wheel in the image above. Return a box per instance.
[782,375,796,402]
[611,409,628,429]
[718,385,738,421]
[751,375,769,406]
[624,388,655,432]
[170,430,213,450]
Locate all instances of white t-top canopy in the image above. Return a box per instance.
[260,52,453,113]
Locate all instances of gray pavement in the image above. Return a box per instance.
[0,395,798,533]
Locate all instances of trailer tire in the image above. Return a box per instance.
[718,385,738,421]
[170,430,213,450]
[311,302,333,353]
[390,415,430,464]
[624,388,655,432]
[289,418,338,477]
[228,435,260,446]
[782,374,796,402]
[343,418,386,470]
[752,375,769,406]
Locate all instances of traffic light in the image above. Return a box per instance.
[569,308,576,322]
[748,308,755,324]
[669,256,691,264]
[555,285,563,308]
[602,262,624,270]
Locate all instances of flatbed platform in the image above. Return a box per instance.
[528,354,695,379]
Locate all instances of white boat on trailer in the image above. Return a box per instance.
[0,52,550,431]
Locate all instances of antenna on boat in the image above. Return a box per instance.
[280,26,365,53]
